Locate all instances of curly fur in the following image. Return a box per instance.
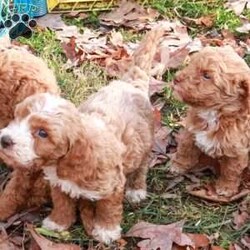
[0,45,60,220]
[0,28,164,243]
[170,46,250,197]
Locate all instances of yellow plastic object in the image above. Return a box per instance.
[46,0,151,13]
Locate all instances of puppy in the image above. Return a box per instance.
[0,28,164,243]
[170,46,250,197]
[0,45,60,220]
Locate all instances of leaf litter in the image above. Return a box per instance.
[126,221,223,250]
[27,224,80,250]
[224,0,250,16]
[99,0,159,30]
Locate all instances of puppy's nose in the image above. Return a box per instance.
[1,135,14,148]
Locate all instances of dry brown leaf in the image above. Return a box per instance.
[186,233,210,248]
[236,21,250,33]
[224,0,250,16]
[100,0,159,30]
[166,176,185,191]
[36,14,77,32]
[183,15,215,28]
[186,184,250,203]
[172,233,214,250]
[196,15,215,27]
[229,243,243,250]
[232,198,250,229]
[0,230,20,250]
[233,210,249,229]
[27,224,80,250]
[61,37,84,65]
[110,31,124,47]
[126,221,194,250]
[63,11,88,20]
[241,235,250,249]
[153,126,170,155]
[149,78,166,96]
[167,46,190,69]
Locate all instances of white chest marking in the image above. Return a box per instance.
[43,166,102,201]
[194,110,218,154]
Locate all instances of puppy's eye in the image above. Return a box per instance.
[203,72,211,80]
[38,129,48,138]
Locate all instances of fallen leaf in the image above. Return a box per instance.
[186,184,250,203]
[229,243,243,250]
[61,37,85,66]
[149,154,168,168]
[236,21,250,33]
[166,176,185,191]
[167,46,190,69]
[185,233,210,248]
[63,11,88,20]
[153,126,171,155]
[149,78,166,96]
[0,229,20,250]
[2,208,40,230]
[126,221,194,250]
[109,31,124,47]
[241,235,250,249]
[100,0,159,30]
[197,15,215,27]
[224,0,250,16]
[36,14,75,31]
[27,224,80,250]
[183,15,215,28]
[232,198,250,229]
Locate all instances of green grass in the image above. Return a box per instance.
[15,0,250,249]
[19,30,107,105]
[152,0,243,32]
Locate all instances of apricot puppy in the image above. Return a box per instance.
[0,45,60,220]
[171,46,250,197]
[0,28,164,243]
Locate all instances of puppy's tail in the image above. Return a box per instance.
[121,27,164,93]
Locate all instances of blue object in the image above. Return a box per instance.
[0,0,10,38]
[13,0,47,17]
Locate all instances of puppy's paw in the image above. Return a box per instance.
[42,217,68,232]
[169,163,187,175]
[169,153,187,175]
[92,224,121,244]
[169,160,188,176]
[215,182,238,197]
[125,189,147,203]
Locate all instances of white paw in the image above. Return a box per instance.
[92,224,121,244]
[42,217,67,232]
[125,189,147,203]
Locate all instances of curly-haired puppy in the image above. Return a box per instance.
[0,28,164,243]
[170,46,250,197]
[0,45,60,220]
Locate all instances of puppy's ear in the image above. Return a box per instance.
[58,135,94,178]
[233,73,250,102]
